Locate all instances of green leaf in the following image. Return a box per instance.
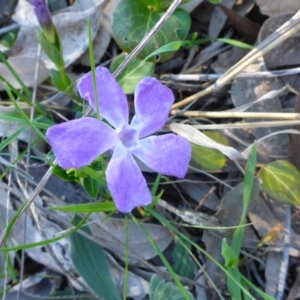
[112,0,191,62]
[231,143,257,256]
[204,131,229,145]
[191,131,228,170]
[217,38,254,50]
[70,215,121,300]
[0,28,19,49]
[171,240,195,280]
[110,54,155,94]
[149,275,194,300]
[82,175,100,198]
[36,31,64,69]
[208,0,222,3]
[50,202,116,213]
[50,69,72,92]
[191,143,226,170]
[52,165,78,182]
[143,41,183,61]
[222,239,239,269]
[258,160,300,205]
[222,239,242,300]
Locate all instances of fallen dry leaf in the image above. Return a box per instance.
[255,0,299,16]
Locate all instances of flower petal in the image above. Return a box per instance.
[46,117,118,169]
[106,144,152,213]
[77,67,128,130]
[132,134,191,178]
[130,77,174,138]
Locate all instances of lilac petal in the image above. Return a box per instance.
[106,144,152,213]
[46,117,118,169]
[77,67,128,130]
[132,134,191,178]
[130,77,174,138]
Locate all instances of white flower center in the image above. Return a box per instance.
[117,125,138,148]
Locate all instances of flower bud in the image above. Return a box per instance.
[30,0,56,44]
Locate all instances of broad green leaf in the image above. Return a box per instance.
[191,131,228,170]
[70,215,121,300]
[171,240,195,280]
[112,0,190,62]
[258,160,300,206]
[204,131,229,145]
[191,143,226,170]
[149,275,193,300]
[110,54,155,94]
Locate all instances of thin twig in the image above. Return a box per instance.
[190,120,300,130]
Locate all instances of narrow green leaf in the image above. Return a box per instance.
[217,38,254,50]
[50,202,116,213]
[110,54,155,94]
[143,41,183,62]
[258,160,300,205]
[70,215,121,300]
[231,143,257,255]
[4,84,47,142]
[222,239,242,300]
[36,31,64,69]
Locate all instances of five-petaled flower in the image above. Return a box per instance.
[46,67,191,213]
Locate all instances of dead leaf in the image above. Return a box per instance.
[170,123,244,160]
[264,252,282,297]
[230,58,292,161]
[258,13,300,69]
[218,4,261,43]
[287,269,300,300]
[80,0,118,66]
[89,213,173,263]
[208,0,235,40]
[11,0,105,69]
[255,0,299,16]
[0,56,48,91]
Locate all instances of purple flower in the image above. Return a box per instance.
[46,67,191,213]
[30,0,56,43]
